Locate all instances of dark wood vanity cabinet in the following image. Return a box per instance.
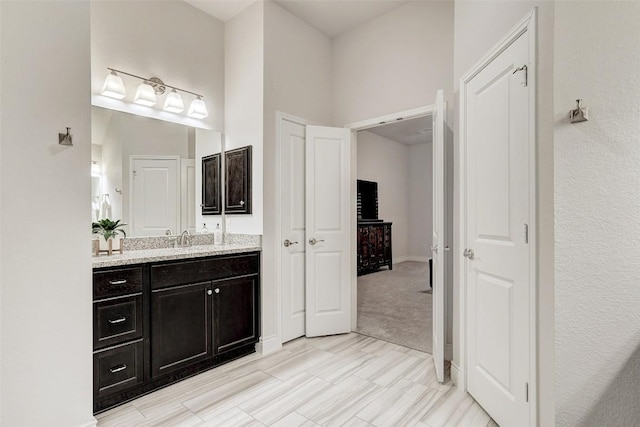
[225,145,252,214]
[202,153,222,215]
[213,275,259,355]
[357,222,393,275]
[93,252,260,414]
[151,282,213,377]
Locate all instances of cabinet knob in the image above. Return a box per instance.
[215,288,220,294]
[207,290,213,295]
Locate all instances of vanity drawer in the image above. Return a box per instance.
[93,295,143,350]
[150,253,259,289]
[93,341,144,398]
[93,267,143,299]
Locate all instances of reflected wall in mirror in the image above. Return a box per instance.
[91,107,223,237]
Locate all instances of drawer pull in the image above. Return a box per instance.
[108,317,126,324]
[109,279,127,285]
[109,364,127,373]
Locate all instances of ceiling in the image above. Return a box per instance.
[273,0,409,38]
[183,0,255,22]
[365,115,433,145]
[183,0,409,38]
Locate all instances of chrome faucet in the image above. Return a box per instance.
[179,230,192,247]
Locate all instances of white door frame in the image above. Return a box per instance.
[129,155,181,236]
[275,111,315,346]
[344,105,436,330]
[458,8,537,426]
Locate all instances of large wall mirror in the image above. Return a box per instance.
[91,106,224,237]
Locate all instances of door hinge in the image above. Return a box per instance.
[525,382,529,402]
[513,65,528,87]
[524,223,529,244]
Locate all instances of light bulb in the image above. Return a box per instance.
[134,82,157,106]
[101,70,126,99]
[188,96,208,119]
[163,89,184,113]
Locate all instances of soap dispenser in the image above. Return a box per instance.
[214,223,223,246]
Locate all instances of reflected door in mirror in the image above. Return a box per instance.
[202,153,221,215]
[225,146,252,214]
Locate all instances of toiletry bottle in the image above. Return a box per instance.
[201,223,208,234]
[214,223,223,246]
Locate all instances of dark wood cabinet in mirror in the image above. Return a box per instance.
[202,153,221,215]
[225,146,252,214]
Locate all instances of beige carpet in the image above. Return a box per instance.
[355,261,432,353]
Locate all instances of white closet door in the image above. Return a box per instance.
[305,125,352,337]
[280,118,307,343]
[432,89,446,383]
[131,157,180,236]
[465,30,532,427]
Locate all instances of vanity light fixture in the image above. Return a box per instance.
[188,96,208,119]
[163,89,184,113]
[134,82,157,107]
[101,67,208,119]
[101,70,126,99]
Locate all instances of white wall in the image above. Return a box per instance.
[554,3,640,426]
[357,131,410,261]
[333,0,455,359]
[91,1,224,131]
[332,0,454,126]
[261,0,333,351]
[224,1,264,236]
[453,2,555,424]
[408,143,433,260]
[0,2,94,426]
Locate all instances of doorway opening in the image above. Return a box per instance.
[353,115,434,353]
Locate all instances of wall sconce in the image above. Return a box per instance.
[100,67,208,119]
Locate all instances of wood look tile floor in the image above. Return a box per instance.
[96,333,496,427]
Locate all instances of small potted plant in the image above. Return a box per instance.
[92,218,127,256]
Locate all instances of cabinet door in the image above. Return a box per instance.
[202,153,221,215]
[213,275,259,355]
[225,146,252,214]
[151,282,212,377]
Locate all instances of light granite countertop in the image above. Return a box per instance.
[92,243,261,269]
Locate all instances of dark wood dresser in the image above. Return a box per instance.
[357,221,392,275]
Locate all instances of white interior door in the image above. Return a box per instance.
[280,118,307,342]
[464,31,531,426]
[181,159,196,234]
[305,125,352,337]
[131,157,180,236]
[432,90,446,383]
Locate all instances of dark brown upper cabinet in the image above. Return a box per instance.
[202,153,221,215]
[225,146,252,214]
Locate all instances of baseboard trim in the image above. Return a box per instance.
[256,335,282,355]
[77,418,98,427]
[393,256,430,265]
[451,362,461,386]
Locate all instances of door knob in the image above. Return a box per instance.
[463,249,475,260]
[214,288,220,294]
[283,239,299,247]
[309,237,325,245]
[431,245,439,254]
[207,289,213,295]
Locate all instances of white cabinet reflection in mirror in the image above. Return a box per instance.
[91,106,223,237]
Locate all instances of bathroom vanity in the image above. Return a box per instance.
[92,243,261,413]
